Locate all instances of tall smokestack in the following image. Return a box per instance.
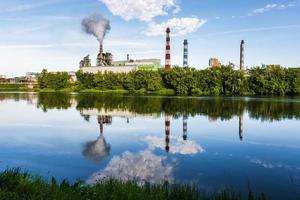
[100,43,103,54]
[127,54,129,62]
[183,39,188,67]
[165,27,171,70]
[240,40,245,70]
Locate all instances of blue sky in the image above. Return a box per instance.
[0,0,300,76]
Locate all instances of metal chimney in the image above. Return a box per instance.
[165,27,171,70]
[240,40,245,70]
[183,39,188,67]
[100,42,103,55]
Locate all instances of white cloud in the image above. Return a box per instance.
[252,1,297,14]
[87,150,174,184]
[146,17,206,36]
[145,136,205,155]
[99,0,179,22]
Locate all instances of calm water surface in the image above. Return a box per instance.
[0,93,300,199]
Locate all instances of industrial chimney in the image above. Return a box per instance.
[100,43,104,55]
[165,27,171,70]
[127,54,129,62]
[240,40,245,70]
[183,39,188,67]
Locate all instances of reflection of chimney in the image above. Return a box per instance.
[98,115,112,135]
[165,114,170,152]
[98,115,104,134]
[239,115,243,141]
[165,27,171,70]
[183,115,188,140]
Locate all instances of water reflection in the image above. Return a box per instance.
[1,93,300,199]
[87,150,174,184]
[239,115,243,141]
[82,116,111,162]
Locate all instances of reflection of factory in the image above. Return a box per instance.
[79,43,161,74]
[82,115,112,162]
[80,108,159,119]
[164,114,189,153]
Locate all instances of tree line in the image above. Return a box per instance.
[37,66,300,95]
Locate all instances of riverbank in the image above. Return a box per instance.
[0,169,268,200]
[0,83,32,92]
[36,87,177,95]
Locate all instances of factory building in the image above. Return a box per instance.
[183,39,188,67]
[209,58,221,68]
[79,43,161,74]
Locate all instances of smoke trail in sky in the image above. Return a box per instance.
[81,14,111,43]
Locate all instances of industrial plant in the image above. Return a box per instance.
[79,43,161,74]
[79,16,247,74]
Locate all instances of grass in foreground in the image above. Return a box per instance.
[0,169,268,200]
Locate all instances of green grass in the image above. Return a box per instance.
[0,84,29,91]
[0,169,269,200]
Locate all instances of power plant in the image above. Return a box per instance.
[240,40,245,70]
[79,17,247,73]
[96,44,113,66]
[183,39,188,67]
[165,27,171,70]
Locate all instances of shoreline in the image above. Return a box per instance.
[0,169,269,200]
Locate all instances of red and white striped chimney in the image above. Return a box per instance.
[165,27,171,70]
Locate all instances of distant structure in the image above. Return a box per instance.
[262,64,281,68]
[209,58,221,68]
[228,62,236,69]
[96,44,113,66]
[240,40,245,70]
[165,27,171,70]
[183,115,188,140]
[183,39,188,67]
[79,55,91,68]
[79,44,161,74]
[165,114,171,152]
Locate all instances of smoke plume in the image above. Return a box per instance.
[82,14,111,43]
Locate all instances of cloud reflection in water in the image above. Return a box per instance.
[146,136,204,155]
[87,150,174,184]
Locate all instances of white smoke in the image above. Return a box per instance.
[81,14,111,43]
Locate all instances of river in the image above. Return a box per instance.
[0,92,299,199]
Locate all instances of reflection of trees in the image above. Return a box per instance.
[0,93,35,103]
[36,93,72,112]
[1,93,300,121]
